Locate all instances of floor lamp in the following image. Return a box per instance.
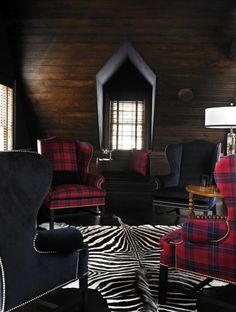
[205,104,236,155]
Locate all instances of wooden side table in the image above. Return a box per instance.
[186,185,223,218]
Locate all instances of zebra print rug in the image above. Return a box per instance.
[78,219,206,312]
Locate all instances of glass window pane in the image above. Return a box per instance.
[109,100,144,150]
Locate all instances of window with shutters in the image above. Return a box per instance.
[102,60,152,151]
[0,84,13,151]
[109,100,145,150]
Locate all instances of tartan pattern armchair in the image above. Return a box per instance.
[158,154,236,304]
[37,136,106,229]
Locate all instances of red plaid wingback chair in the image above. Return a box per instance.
[158,154,236,304]
[37,136,106,229]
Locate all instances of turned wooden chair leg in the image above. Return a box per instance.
[79,274,88,312]
[49,209,54,230]
[159,264,168,304]
[99,205,105,225]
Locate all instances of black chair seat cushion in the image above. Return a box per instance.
[153,186,210,205]
[35,227,86,253]
[52,171,82,186]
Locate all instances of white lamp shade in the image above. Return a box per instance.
[205,106,236,128]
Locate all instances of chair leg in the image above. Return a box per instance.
[99,205,105,225]
[159,264,168,305]
[50,210,54,230]
[79,274,88,312]
[51,275,88,312]
[193,277,213,292]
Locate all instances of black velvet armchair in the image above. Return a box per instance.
[0,151,88,311]
[152,140,222,215]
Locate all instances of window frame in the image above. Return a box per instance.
[0,83,14,151]
[103,91,151,150]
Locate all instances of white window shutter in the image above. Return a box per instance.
[0,84,13,151]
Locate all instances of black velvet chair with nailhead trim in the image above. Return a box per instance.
[0,151,88,312]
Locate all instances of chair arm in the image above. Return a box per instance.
[82,172,105,190]
[34,227,87,254]
[154,173,178,189]
[182,219,229,243]
[159,228,183,248]
[159,228,183,267]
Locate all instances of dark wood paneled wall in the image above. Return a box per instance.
[1,0,236,160]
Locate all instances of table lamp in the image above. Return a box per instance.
[205,103,236,155]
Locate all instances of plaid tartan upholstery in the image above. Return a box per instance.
[159,154,236,284]
[215,154,236,221]
[159,229,182,267]
[37,136,106,213]
[76,140,92,173]
[181,219,229,243]
[83,172,105,190]
[49,185,105,200]
[38,137,78,171]
[45,196,105,209]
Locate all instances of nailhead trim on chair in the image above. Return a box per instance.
[195,215,227,220]
[33,233,58,254]
[33,233,87,254]
[0,257,5,312]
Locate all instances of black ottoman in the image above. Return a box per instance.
[196,285,236,312]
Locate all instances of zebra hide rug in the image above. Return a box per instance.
[78,220,206,312]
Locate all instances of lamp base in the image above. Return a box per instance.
[227,131,236,155]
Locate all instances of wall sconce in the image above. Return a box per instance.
[205,103,236,155]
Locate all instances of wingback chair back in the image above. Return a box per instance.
[153,140,222,214]
[215,154,236,221]
[166,140,222,187]
[0,151,88,311]
[37,136,106,229]
[37,136,92,174]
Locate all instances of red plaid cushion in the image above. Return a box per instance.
[49,184,106,200]
[39,137,78,171]
[47,197,105,210]
[182,219,229,243]
[129,150,150,176]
